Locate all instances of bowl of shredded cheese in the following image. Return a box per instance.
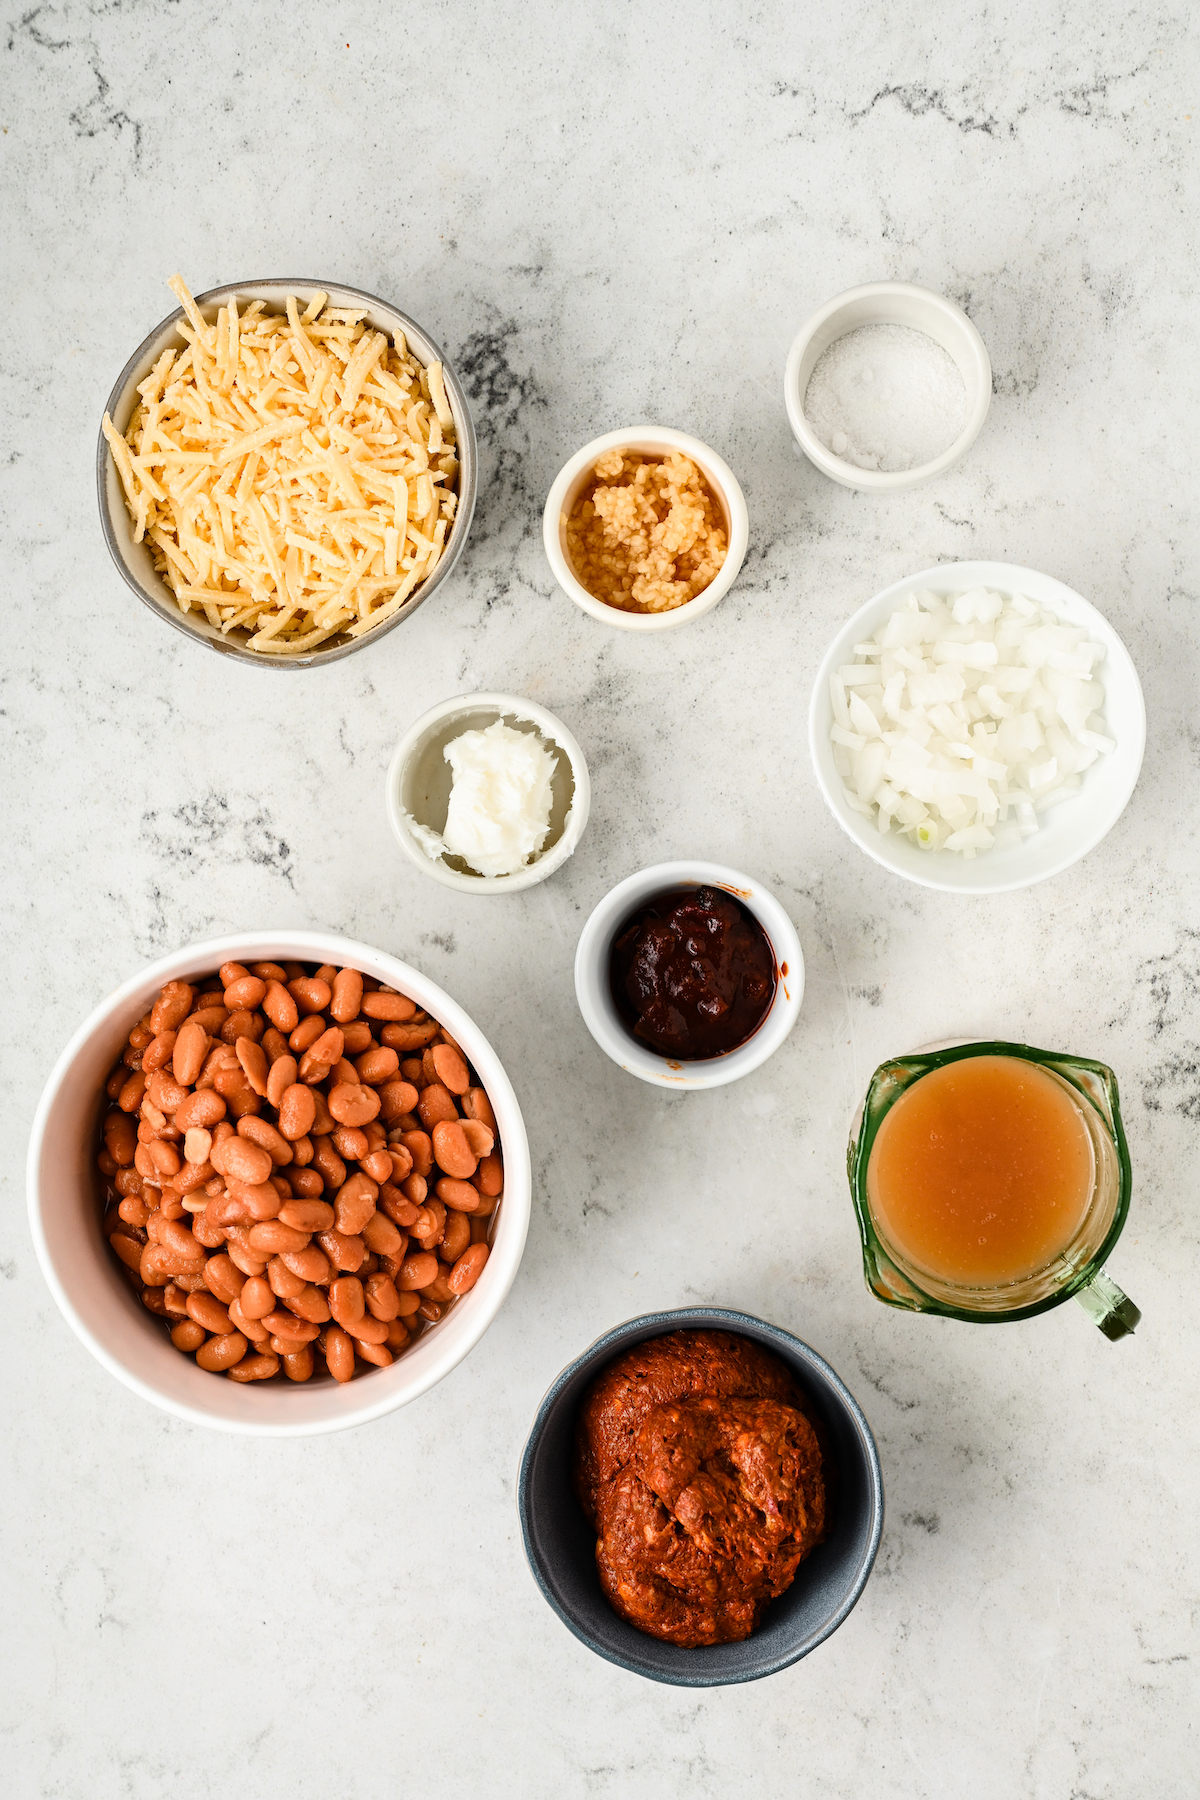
[98,276,477,665]
[808,563,1145,894]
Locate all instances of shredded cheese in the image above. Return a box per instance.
[103,275,460,654]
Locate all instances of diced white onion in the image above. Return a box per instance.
[831,588,1115,857]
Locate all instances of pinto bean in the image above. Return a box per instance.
[118,1069,148,1114]
[462,1087,498,1134]
[289,1014,326,1054]
[437,1176,481,1213]
[381,1020,440,1051]
[266,1054,298,1109]
[364,1272,401,1320]
[175,1088,227,1131]
[186,1291,233,1334]
[310,1137,346,1190]
[278,1198,334,1233]
[235,1036,270,1097]
[247,1220,310,1256]
[332,1125,369,1161]
[283,1284,331,1324]
[461,1118,495,1159]
[227,1351,280,1381]
[281,1245,331,1284]
[398,1251,439,1291]
[214,1137,273,1187]
[277,1083,317,1142]
[268,1254,306,1299]
[328,1082,381,1128]
[263,980,300,1032]
[238,1276,275,1320]
[340,1020,373,1055]
[431,1119,477,1180]
[355,1045,400,1086]
[316,1228,365,1274]
[203,1254,245,1304]
[150,981,194,1035]
[324,1326,355,1383]
[440,1211,471,1263]
[288,976,331,1016]
[282,1346,314,1381]
[171,1018,209,1086]
[362,991,417,1021]
[142,1029,178,1075]
[361,1211,404,1257]
[330,967,364,1023]
[238,1115,293,1166]
[472,1152,504,1199]
[333,1172,378,1237]
[430,1043,470,1094]
[378,1078,420,1123]
[398,1130,433,1179]
[449,1243,490,1294]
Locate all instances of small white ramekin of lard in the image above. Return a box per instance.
[386,692,591,894]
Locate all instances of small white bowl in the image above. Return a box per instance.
[784,282,991,493]
[574,862,804,1089]
[808,562,1146,895]
[386,692,590,894]
[542,427,749,631]
[27,931,531,1436]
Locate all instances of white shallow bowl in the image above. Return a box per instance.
[808,562,1146,895]
[385,692,591,894]
[98,279,478,668]
[574,862,804,1089]
[784,282,991,493]
[542,427,749,631]
[27,932,531,1436]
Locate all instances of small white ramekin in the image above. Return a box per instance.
[27,931,531,1436]
[385,692,591,894]
[574,862,804,1090]
[542,427,750,631]
[784,282,991,494]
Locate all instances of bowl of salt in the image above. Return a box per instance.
[784,282,991,493]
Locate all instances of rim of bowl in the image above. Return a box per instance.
[97,280,479,668]
[807,561,1147,895]
[517,1305,885,1686]
[26,931,531,1435]
[783,282,992,493]
[385,691,592,894]
[574,861,804,1088]
[542,427,750,631]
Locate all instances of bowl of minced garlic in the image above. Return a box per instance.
[98,276,477,666]
[543,428,748,631]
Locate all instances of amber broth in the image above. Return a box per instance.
[865,1055,1095,1287]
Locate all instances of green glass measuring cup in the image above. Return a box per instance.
[847,1040,1139,1340]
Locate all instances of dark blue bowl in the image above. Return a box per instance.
[517,1307,884,1686]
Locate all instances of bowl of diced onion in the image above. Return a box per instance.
[97,277,477,668]
[807,562,1145,894]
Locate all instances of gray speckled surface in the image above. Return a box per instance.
[4,4,1198,1796]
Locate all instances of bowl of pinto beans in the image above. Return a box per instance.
[27,932,531,1436]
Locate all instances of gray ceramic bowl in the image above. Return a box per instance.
[97,279,478,668]
[517,1307,884,1686]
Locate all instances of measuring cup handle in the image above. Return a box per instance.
[1072,1269,1141,1340]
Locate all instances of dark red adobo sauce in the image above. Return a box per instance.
[609,885,776,1060]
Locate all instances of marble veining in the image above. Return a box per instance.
[3,3,1199,1796]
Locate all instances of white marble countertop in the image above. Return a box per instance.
[4,4,1198,1795]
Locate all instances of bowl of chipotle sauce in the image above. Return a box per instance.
[574,862,803,1088]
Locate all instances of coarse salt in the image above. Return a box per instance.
[804,324,968,473]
